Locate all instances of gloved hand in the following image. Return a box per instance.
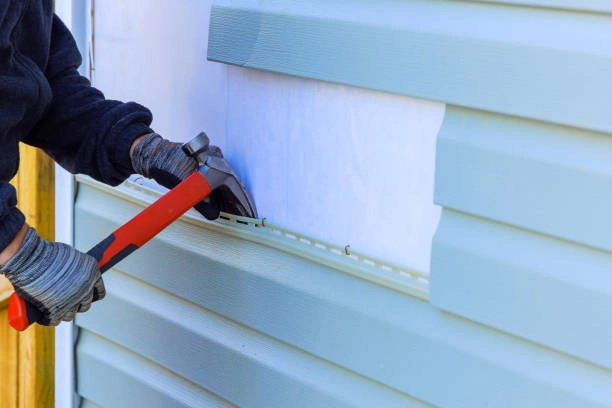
[0,227,104,326]
[131,132,226,220]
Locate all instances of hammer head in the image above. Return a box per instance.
[183,132,258,219]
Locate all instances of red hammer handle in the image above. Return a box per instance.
[8,171,212,331]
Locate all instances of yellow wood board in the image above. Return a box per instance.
[0,145,55,407]
[0,306,19,407]
[0,276,12,309]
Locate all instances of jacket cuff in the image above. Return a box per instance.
[111,120,153,186]
[0,207,26,256]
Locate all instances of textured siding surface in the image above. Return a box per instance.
[74,179,612,407]
[431,108,612,372]
[74,180,430,407]
[208,0,612,133]
[207,0,612,406]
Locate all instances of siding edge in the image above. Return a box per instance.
[76,175,429,300]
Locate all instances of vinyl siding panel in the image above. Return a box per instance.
[74,179,612,407]
[429,104,612,373]
[431,208,612,370]
[77,331,234,408]
[74,180,428,408]
[434,107,612,252]
[208,0,612,133]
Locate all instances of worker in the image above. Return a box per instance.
[0,3,227,326]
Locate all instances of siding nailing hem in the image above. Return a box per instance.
[76,175,430,301]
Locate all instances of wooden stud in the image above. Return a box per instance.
[0,284,19,408]
[0,144,55,407]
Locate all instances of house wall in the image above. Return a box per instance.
[90,0,443,273]
[73,0,612,407]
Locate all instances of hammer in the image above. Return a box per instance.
[8,132,257,331]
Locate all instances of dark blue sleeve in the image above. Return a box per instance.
[23,15,153,186]
[0,183,25,254]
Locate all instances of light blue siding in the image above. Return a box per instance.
[74,180,612,407]
[434,107,612,252]
[431,208,612,369]
[208,0,612,405]
[209,0,612,133]
[78,331,234,408]
[74,181,429,408]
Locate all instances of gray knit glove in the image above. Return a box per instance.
[0,228,105,326]
[131,132,225,220]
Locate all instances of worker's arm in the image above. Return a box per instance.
[0,183,27,263]
[0,133,225,327]
[2,13,248,327]
[24,15,230,220]
[0,223,27,266]
[22,14,153,187]
[0,14,139,326]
